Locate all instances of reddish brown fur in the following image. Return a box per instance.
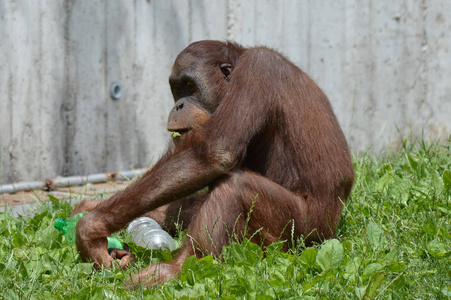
[74,40,354,288]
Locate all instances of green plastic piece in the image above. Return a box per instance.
[54,212,124,250]
[106,236,123,249]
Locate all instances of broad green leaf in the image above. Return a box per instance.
[2,289,19,300]
[363,263,384,277]
[256,295,275,300]
[367,221,386,249]
[406,153,426,179]
[180,255,219,286]
[74,263,94,275]
[195,255,220,280]
[48,194,61,206]
[29,211,47,231]
[406,153,418,171]
[12,232,27,247]
[316,239,343,271]
[286,262,306,281]
[300,248,318,269]
[431,170,445,194]
[74,286,103,300]
[443,170,451,190]
[268,269,285,287]
[437,206,450,216]
[376,163,393,176]
[384,248,400,261]
[442,287,451,297]
[386,262,407,272]
[422,220,438,236]
[265,240,288,264]
[375,172,394,191]
[342,240,352,253]
[265,240,285,256]
[37,222,63,249]
[427,239,449,258]
[355,286,366,299]
[345,257,362,274]
[229,277,251,296]
[229,240,263,266]
[364,272,386,299]
[18,260,28,279]
[100,270,116,278]
[179,255,197,285]
[159,249,173,262]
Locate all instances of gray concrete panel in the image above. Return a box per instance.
[1,0,450,184]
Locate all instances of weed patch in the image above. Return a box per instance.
[1,139,450,298]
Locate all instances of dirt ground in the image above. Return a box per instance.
[0,181,130,216]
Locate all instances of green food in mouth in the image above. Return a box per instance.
[171,132,181,138]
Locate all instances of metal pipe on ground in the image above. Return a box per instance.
[0,168,148,195]
[0,182,47,194]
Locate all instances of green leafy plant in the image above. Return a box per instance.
[1,138,450,298]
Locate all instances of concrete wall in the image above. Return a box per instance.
[1,0,450,184]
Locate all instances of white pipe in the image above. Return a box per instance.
[0,168,148,195]
[0,181,47,194]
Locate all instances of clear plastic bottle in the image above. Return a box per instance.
[126,217,176,251]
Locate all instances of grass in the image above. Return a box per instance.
[1,138,450,299]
